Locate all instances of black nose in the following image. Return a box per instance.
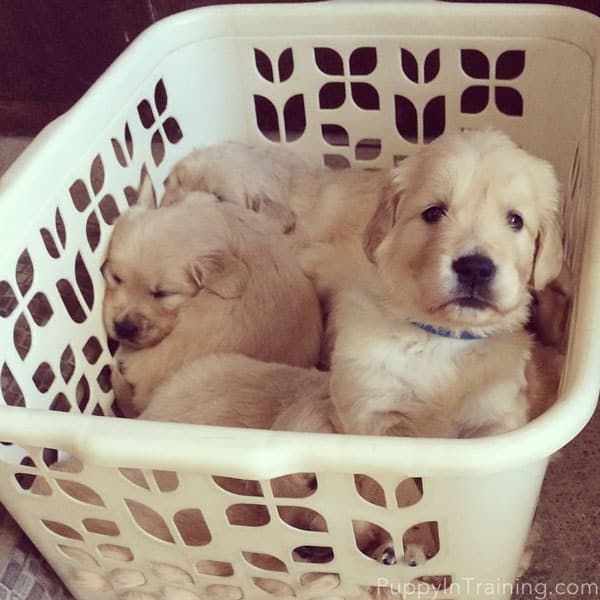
[113,317,139,340]
[452,254,496,286]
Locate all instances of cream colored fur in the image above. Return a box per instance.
[102,192,322,416]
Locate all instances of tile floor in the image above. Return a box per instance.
[1,137,600,599]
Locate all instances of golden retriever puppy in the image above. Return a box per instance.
[102,185,322,416]
[328,129,564,438]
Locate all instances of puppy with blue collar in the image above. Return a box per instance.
[329,129,564,439]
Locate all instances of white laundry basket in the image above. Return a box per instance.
[1,2,600,599]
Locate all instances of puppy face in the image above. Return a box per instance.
[364,129,563,333]
[102,192,248,349]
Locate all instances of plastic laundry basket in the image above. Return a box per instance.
[1,3,600,599]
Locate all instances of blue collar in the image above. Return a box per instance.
[411,321,486,340]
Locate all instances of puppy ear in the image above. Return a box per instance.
[362,185,401,263]
[191,251,248,299]
[532,216,564,290]
[137,172,157,209]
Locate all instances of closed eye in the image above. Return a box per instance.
[101,262,122,286]
[151,289,172,299]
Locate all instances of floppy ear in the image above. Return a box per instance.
[190,251,249,299]
[362,185,401,263]
[532,216,564,290]
[137,172,157,209]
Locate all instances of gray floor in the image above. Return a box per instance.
[1,137,600,599]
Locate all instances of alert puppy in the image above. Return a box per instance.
[102,183,322,416]
[329,129,564,437]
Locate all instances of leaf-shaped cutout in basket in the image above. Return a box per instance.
[396,477,423,507]
[226,504,269,527]
[243,551,287,572]
[58,545,99,567]
[0,280,18,318]
[112,137,128,168]
[461,85,489,114]
[400,48,418,83]
[16,250,34,296]
[163,117,183,144]
[28,292,53,326]
[395,95,418,143]
[98,544,134,562]
[55,208,66,249]
[284,94,306,142]
[254,95,280,142]
[32,362,55,393]
[56,478,104,506]
[321,124,349,147]
[1,363,25,406]
[76,374,90,412]
[83,518,120,537]
[350,46,376,76]
[496,50,525,80]
[213,475,263,496]
[255,48,274,82]
[423,96,445,142]
[125,499,174,543]
[41,519,83,540]
[99,194,120,225]
[75,253,94,310]
[13,312,32,360]
[151,562,193,584]
[402,521,440,566]
[205,584,242,600]
[151,129,165,166]
[56,279,86,323]
[278,48,294,82]
[109,567,146,588]
[461,48,490,79]
[319,82,345,110]
[90,154,105,195]
[424,49,440,83]
[354,474,386,507]
[352,520,394,563]
[70,180,91,212]
[196,560,234,577]
[277,506,327,532]
[154,79,168,115]
[495,86,523,117]
[86,211,101,253]
[174,508,211,545]
[314,47,344,75]
[40,228,60,259]
[253,577,296,597]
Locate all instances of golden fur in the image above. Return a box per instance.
[102,188,322,416]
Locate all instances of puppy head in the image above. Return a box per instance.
[102,191,248,349]
[363,129,563,334]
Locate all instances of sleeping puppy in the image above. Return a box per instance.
[328,129,564,438]
[102,182,322,416]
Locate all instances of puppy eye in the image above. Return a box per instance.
[421,204,447,224]
[151,289,171,299]
[101,263,122,286]
[507,211,524,231]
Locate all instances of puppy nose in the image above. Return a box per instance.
[452,254,496,286]
[113,317,139,341]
